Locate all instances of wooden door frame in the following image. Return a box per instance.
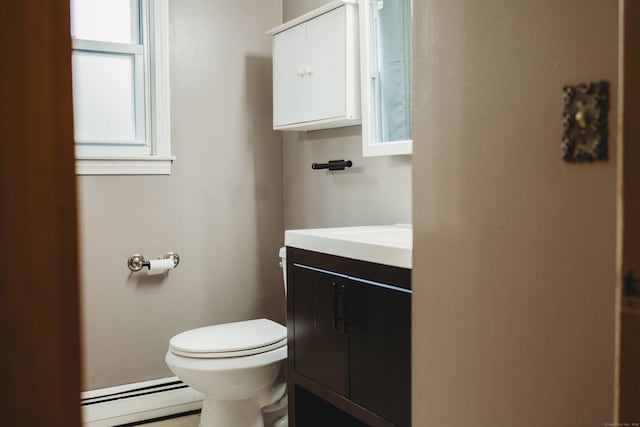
[0,2,81,426]
[617,0,640,422]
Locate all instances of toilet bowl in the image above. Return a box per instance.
[165,248,288,427]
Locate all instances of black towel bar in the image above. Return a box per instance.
[311,160,353,171]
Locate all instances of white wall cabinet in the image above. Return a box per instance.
[267,1,360,131]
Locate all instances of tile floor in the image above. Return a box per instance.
[141,414,200,427]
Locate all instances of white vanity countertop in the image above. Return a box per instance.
[284,224,412,269]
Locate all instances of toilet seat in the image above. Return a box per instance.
[169,318,286,359]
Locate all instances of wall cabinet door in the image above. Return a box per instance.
[269,3,360,131]
[273,23,307,127]
[305,6,346,122]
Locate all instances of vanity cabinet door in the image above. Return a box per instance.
[292,264,349,397]
[349,282,411,427]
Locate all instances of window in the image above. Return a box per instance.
[71,0,172,175]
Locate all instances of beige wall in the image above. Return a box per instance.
[78,0,283,390]
[412,0,617,425]
[282,0,412,229]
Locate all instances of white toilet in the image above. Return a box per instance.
[165,248,288,427]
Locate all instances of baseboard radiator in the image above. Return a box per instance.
[81,376,204,427]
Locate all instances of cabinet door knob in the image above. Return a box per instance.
[297,67,305,77]
[304,66,313,76]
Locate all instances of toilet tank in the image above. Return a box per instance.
[279,247,287,295]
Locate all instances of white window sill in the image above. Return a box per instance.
[76,156,175,175]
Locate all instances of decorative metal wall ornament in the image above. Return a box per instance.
[561,81,609,163]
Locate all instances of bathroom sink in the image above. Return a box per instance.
[284,224,412,269]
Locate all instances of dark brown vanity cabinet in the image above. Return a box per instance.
[287,248,411,427]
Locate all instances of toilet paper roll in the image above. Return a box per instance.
[147,258,175,275]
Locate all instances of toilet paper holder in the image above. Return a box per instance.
[127,252,180,272]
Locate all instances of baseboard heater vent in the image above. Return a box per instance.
[82,376,204,427]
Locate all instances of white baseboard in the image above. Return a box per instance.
[82,376,204,427]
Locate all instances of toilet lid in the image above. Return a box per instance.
[169,318,287,358]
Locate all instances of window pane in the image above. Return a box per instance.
[71,0,139,44]
[369,0,412,144]
[72,51,136,142]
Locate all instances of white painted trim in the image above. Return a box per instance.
[76,156,175,175]
[76,144,150,158]
[266,0,357,35]
[345,3,361,124]
[150,0,172,158]
[75,139,147,146]
[131,0,142,43]
[134,52,147,142]
[139,0,152,147]
[274,116,361,131]
[82,376,203,427]
[359,0,413,157]
[72,39,144,55]
[363,139,413,157]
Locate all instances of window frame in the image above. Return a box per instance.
[72,0,173,175]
